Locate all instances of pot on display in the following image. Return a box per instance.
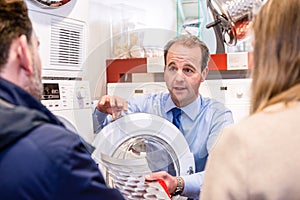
[206,0,262,46]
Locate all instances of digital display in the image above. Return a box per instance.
[42,83,60,100]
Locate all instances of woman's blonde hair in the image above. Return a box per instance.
[251,0,300,114]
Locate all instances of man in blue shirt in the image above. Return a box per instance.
[94,35,233,199]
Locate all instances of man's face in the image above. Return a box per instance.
[164,43,207,107]
[28,31,43,100]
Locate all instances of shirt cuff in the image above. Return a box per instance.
[92,109,108,133]
[181,172,204,199]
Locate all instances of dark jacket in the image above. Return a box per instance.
[0,78,124,200]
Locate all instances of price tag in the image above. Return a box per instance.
[227,52,248,70]
[147,57,165,73]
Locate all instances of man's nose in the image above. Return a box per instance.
[175,70,185,80]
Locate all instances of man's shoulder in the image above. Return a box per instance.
[201,96,229,111]
[128,92,169,103]
[29,123,82,157]
[32,122,77,137]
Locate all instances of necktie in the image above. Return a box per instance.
[172,107,181,130]
[168,107,182,176]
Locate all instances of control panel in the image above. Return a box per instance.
[41,80,91,111]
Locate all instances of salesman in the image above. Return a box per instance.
[94,34,233,199]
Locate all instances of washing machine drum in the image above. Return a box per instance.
[92,113,195,181]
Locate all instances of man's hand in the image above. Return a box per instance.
[145,171,180,194]
[96,95,128,120]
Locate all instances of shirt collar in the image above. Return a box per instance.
[165,94,202,120]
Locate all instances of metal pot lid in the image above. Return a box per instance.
[92,113,195,177]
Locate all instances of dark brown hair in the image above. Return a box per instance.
[0,0,33,68]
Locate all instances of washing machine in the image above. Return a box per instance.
[200,79,252,122]
[107,82,168,100]
[41,80,94,144]
[92,113,195,199]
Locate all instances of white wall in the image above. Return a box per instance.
[84,0,177,100]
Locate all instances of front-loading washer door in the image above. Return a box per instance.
[92,113,195,179]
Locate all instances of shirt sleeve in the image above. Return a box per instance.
[92,108,111,133]
[92,95,148,134]
[207,107,234,153]
[181,171,205,199]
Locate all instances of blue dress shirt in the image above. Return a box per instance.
[93,92,234,199]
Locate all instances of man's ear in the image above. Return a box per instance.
[17,34,33,75]
[200,67,209,82]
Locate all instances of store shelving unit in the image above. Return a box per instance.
[176,0,201,38]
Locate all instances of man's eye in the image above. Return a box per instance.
[184,68,194,73]
[168,66,176,71]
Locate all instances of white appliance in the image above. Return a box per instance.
[26,1,94,144]
[107,79,252,123]
[92,113,195,199]
[26,0,88,78]
[107,82,168,100]
[41,80,94,144]
[201,78,252,123]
